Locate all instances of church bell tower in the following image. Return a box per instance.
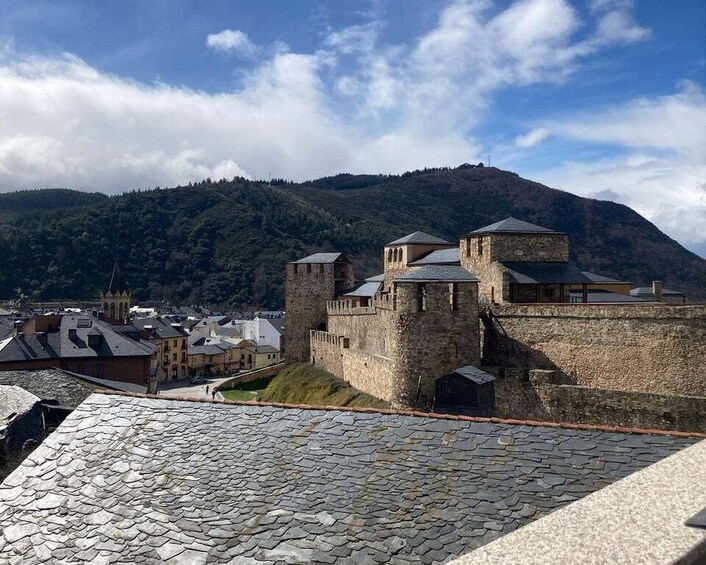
[101,263,131,324]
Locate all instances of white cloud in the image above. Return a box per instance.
[2,0,698,252]
[206,29,257,56]
[515,128,549,148]
[527,83,706,254]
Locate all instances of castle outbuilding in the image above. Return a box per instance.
[100,263,131,324]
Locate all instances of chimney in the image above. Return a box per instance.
[652,280,663,301]
[13,320,23,336]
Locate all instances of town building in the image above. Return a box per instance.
[132,316,188,382]
[286,217,706,418]
[631,280,687,303]
[0,313,155,385]
[187,337,241,377]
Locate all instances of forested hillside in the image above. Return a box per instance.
[1,166,704,307]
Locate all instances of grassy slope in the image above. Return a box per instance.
[258,364,389,409]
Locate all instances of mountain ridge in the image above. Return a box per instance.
[1,167,704,306]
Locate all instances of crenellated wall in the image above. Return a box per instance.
[484,303,706,397]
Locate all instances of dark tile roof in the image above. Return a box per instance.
[568,290,646,303]
[581,271,628,284]
[0,393,697,564]
[0,369,95,407]
[342,282,382,298]
[59,370,148,395]
[450,366,496,385]
[262,318,285,335]
[395,265,480,283]
[386,231,452,246]
[631,287,686,297]
[0,316,154,364]
[292,252,348,264]
[469,217,559,236]
[409,248,461,266]
[365,273,386,282]
[501,261,592,285]
[132,316,187,339]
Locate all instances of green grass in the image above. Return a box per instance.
[220,377,273,402]
[221,389,260,401]
[257,364,389,409]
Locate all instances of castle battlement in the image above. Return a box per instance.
[326,300,377,316]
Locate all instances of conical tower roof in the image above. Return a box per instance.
[104,263,129,294]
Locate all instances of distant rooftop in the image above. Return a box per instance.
[386,231,452,246]
[568,289,646,303]
[581,271,628,284]
[631,286,686,297]
[469,217,560,236]
[365,273,385,282]
[0,393,697,564]
[292,252,348,264]
[394,265,480,283]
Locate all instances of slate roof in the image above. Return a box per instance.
[568,290,646,304]
[386,231,452,246]
[132,316,186,339]
[468,217,559,236]
[450,366,496,385]
[0,385,40,422]
[395,265,480,283]
[366,273,386,282]
[0,393,697,564]
[342,282,382,298]
[292,253,348,264]
[581,271,628,284]
[501,261,592,285]
[631,287,686,297]
[409,248,461,266]
[0,316,155,364]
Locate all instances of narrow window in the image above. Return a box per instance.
[450,283,458,311]
[387,249,393,262]
[293,264,298,274]
[393,248,398,263]
[307,263,312,274]
[466,238,471,257]
[477,237,484,256]
[417,283,427,312]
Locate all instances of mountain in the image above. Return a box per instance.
[0,189,108,220]
[1,166,704,307]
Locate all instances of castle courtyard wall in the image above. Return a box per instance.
[490,368,706,433]
[484,304,706,397]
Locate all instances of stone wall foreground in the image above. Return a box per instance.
[491,368,706,433]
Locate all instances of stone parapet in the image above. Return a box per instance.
[326,301,377,316]
[492,303,706,320]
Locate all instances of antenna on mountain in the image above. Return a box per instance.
[268,172,271,186]
[488,153,491,167]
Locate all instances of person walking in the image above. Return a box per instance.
[211,387,217,400]
[205,385,210,394]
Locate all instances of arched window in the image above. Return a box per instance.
[398,248,403,263]
[387,248,393,262]
[393,248,398,263]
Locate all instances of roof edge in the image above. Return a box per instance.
[92,390,706,438]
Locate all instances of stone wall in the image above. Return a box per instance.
[309,330,395,402]
[491,368,706,433]
[484,304,706,397]
[327,305,396,358]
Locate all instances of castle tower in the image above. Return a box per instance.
[383,231,455,292]
[460,217,569,303]
[101,263,131,324]
[390,265,481,409]
[285,253,354,363]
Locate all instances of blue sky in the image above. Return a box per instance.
[0,0,704,256]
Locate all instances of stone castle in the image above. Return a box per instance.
[285,217,706,420]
